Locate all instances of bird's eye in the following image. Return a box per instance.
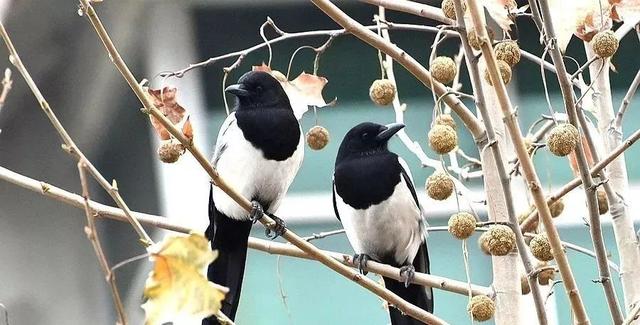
[361,132,369,139]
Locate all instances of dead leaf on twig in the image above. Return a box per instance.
[251,63,336,119]
[145,87,194,141]
[482,0,517,31]
[610,0,640,22]
[142,233,227,325]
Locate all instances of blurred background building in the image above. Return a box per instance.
[0,0,638,324]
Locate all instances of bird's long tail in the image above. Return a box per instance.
[383,242,434,325]
[203,187,253,325]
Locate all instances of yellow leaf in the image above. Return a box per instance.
[141,233,228,325]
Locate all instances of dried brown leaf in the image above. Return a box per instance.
[146,87,187,140]
[483,0,516,31]
[182,116,193,141]
[250,65,335,119]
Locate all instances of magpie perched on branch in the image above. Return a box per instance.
[204,71,304,324]
[333,122,433,325]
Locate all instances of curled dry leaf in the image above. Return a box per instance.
[548,0,615,51]
[482,0,517,31]
[146,87,193,141]
[252,64,336,120]
[182,116,194,141]
[575,2,613,42]
[610,0,640,22]
[142,233,227,325]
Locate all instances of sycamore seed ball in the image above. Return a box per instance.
[530,234,554,261]
[430,56,457,84]
[494,40,521,67]
[435,114,457,130]
[369,79,396,106]
[448,212,476,239]
[467,27,495,51]
[158,140,184,163]
[484,60,512,86]
[467,295,495,322]
[441,0,466,20]
[306,126,330,150]
[485,225,516,256]
[426,171,454,200]
[478,231,491,255]
[549,199,565,218]
[518,211,538,233]
[591,30,619,58]
[597,190,609,215]
[547,124,579,156]
[428,124,458,154]
[521,275,531,295]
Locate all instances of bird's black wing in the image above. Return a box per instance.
[398,158,420,209]
[332,177,341,221]
[211,112,237,167]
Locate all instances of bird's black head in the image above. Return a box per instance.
[336,122,405,164]
[225,71,291,110]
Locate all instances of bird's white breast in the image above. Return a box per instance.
[212,122,303,220]
[336,177,425,265]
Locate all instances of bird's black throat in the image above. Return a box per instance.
[236,107,300,161]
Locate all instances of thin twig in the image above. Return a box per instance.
[358,0,453,25]
[0,22,153,246]
[0,164,494,300]
[570,56,599,80]
[161,23,452,79]
[302,229,346,242]
[77,162,127,325]
[614,69,640,132]
[0,68,12,112]
[1,164,618,290]
[78,2,446,323]
[622,302,640,325]
[310,0,485,140]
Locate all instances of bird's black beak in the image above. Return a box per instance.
[376,123,405,141]
[225,84,251,97]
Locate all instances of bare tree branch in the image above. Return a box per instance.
[77,162,127,325]
[309,0,485,141]
[0,22,153,245]
[0,165,493,300]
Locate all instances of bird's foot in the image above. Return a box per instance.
[265,213,287,239]
[249,200,264,224]
[399,265,416,288]
[353,254,371,275]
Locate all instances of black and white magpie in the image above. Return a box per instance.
[332,122,433,325]
[204,71,304,324]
